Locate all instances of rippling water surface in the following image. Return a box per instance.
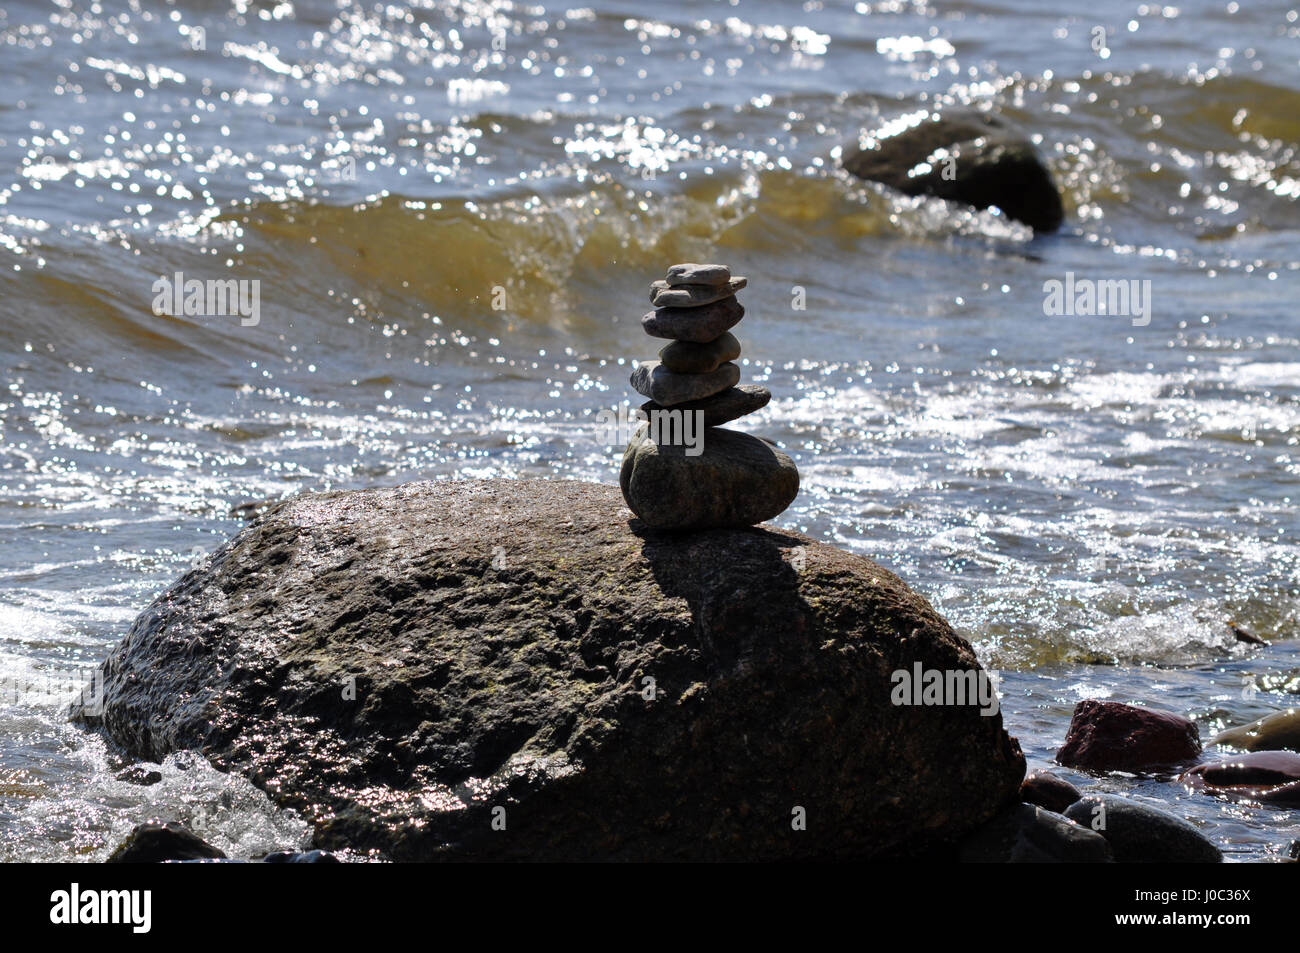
[2,0,1299,860]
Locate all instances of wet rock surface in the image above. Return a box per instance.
[1056,700,1202,773]
[958,803,1111,863]
[1019,771,1082,814]
[841,108,1064,232]
[74,479,1024,861]
[1063,795,1222,863]
[107,821,226,863]
[1182,750,1300,805]
[1210,708,1300,753]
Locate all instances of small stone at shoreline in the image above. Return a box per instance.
[1210,707,1300,753]
[659,332,741,374]
[116,765,163,786]
[640,384,771,429]
[262,849,342,863]
[1056,700,1201,773]
[1063,795,1222,863]
[630,361,739,406]
[650,277,747,309]
[642,296,744,343]
[107,821,226,863]
[1019,771,1082,814]
[957,803,1111,863]
[666,263,730,287]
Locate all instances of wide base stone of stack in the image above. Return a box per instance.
[72,479,1025,861]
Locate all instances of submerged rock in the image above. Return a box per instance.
[261,849,342,863]
[958,803,1111,863]
[1210,708,1300,753]
[115,765,163,786]
[841,108,1064,232]
[1056,700,1201,773]
[107,821,226,863]
[1181,750,1300,805]
[621,426,798,530]
[1019,771,1082,814]
[1063,795,1222,863]
[74,479,1024,861]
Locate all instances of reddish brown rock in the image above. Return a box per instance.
[1020,771,1082,814]
[1181,750,1300,805]
[1056,700,1201,773]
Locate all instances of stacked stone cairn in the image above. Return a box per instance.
[620,262,800,531]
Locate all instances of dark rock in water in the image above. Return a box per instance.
[262,849,342,863]
[1056,700,1201,773]
[650,277,747,309]
[658,331,741,374]
[73,479,1025,861]
[115,765,163,786]
[1019,771,1082,814]
[629,360,740,406]
[1064,795,1222,863]
[642,296,744,343]
[1227,620,1269,646]
[666,262,730,286]
[641,384,770,429]
[1181,750,1300,805]
[107,821,225,863]
[1290,840,1300,861]
[621,426,798,530]
[841,108,1064,232]
[1210,708,1300,753]
[958,803,1111,863]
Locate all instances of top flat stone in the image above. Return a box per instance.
[666,263,730,287]
[650,277,747,309]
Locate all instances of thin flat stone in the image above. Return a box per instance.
[658,332,741,374]
[642,296,743,343]
[665,263,731,287]
[650,277,747,309]
[640,385,770,428]
[629,361,739,407]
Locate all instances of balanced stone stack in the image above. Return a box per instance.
[620,262,799,530]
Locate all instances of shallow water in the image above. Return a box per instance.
[1,0,1298,860]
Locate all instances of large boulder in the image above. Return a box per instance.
[73,479,1024,861]
[841,108,1064,232]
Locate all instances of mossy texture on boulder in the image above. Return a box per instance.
[74,479,1024,861]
